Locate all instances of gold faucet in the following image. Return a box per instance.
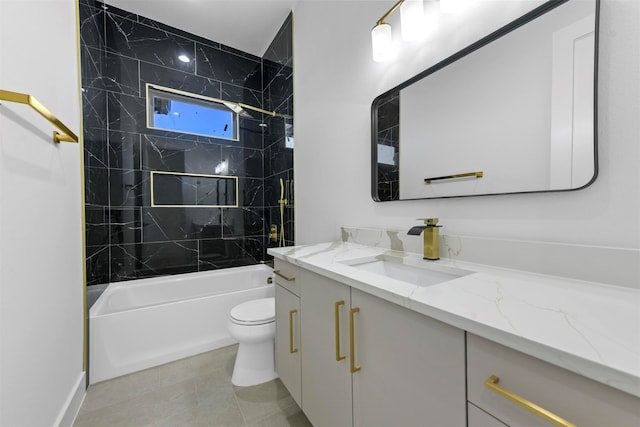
[407,218,441,260]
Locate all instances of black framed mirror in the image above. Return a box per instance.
[372,0,599,201]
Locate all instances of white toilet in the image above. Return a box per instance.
[228,297,278,387]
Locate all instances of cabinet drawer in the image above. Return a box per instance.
[274,260,300,296]
[467,333,640,427]
[468,403,508,427]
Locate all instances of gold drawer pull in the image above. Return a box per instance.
[289,309,298,354]
[274,270,295,282]
[484,375,576,427]
[335,301,346,361]
[349,307,361,373]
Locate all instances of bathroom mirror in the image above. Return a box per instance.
[371,0,599,201]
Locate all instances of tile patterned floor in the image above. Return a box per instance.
[73,345,312,427]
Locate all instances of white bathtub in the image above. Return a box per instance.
[89,265,274,384]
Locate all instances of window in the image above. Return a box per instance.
[146,84,239,141]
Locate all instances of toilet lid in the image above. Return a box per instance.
[230,297,275,325]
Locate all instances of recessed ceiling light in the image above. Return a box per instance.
[178,54,191,63]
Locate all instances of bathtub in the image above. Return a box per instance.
[89,265,274,384]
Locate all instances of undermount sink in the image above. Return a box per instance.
[343,255,472,287]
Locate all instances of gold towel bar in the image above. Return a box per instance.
[0,89,78,143]
[424,171,483,184]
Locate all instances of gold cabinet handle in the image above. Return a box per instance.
[335,301,346,361]
[349,307,361,373]
[274,270,295,282]
[484,375,576,427]
[289,309,298,354]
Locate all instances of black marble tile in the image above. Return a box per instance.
[84,126,108,168]
[107,92,146,133]
[81,46,104,90]
[263,14,293,67]
[105,13,195,73]
[152,173,198,206]
[264,171,292,207]
[266,137,294,177]
[219,44,262,63]
[196,176,237,207]
[221,146,263,178]
[109,131,141,170]
[137,16,221,53]
[109,169,149,207]
[86,245,111,286]
[110,240,199,281]
[376,93,399,131]
[85,167,109,206]
[79,3,105,50]
[82,88,107,131]
[265,66,292,112]
[102,52,140,95]
[220,83,262,109]
[237,177,264,207]
[109,207,142,245]
[263,116,286,149]
[198,237,262,270]
[222,208,264,238]
[196,43,262,92]
[239,118,264,150]
[101,2,137,21]
[142,207,222,242]
[86,206,108,247]
[141,135,223,174]
[139,62,221,100]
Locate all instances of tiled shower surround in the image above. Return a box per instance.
[80,0,294,285]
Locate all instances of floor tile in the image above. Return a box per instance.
[233,379,297,424]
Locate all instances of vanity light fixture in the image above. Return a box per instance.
[371,0,465,62]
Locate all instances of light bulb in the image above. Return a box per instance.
[400,0,427,42]
[371,23,394,62]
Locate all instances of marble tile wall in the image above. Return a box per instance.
[375,92,399,201]
[263,15,295,248]
[80,0,293,285]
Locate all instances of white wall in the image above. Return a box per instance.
[0,0,85,425]
[293,0,640,250]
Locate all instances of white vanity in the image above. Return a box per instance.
[269,241,640,427]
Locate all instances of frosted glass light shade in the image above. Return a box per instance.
[440,0,465,14]
[400,0,426,41]
[371,23,394,62]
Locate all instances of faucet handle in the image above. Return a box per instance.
[417,218,439,226]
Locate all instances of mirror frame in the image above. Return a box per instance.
[371,0,600,201]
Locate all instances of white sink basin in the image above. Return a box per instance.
[343,256,472,287]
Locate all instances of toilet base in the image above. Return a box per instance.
[231,340,278,387]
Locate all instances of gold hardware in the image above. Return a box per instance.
[274,270,295,282]
[484,375,576,427]
[0,89,78,143]
[335,301,346,361]
[424,171,483,184]
[267,277,273,284]
[289,309,298,354]
[375,0,405,26]
[269,225,279,242]
[411,218,441,260]
[349,307,361,373]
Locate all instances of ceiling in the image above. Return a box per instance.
[104,0,299,57]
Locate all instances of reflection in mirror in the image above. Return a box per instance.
[372,0,598,201]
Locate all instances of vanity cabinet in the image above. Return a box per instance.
[274,261,301,407]
[300,268,466,427]
[467,333,640,427]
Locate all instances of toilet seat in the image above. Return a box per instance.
[230,297,275,325]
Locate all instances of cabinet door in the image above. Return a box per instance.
[468,403,509,427]
[300,269,352,427]
[275,284,301,406]
[351,288,466,427]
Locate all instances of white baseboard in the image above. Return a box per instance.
[55,372,86,427]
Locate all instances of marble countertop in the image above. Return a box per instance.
[268,242,640,398]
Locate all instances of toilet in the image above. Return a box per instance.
[228,297,278,387]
